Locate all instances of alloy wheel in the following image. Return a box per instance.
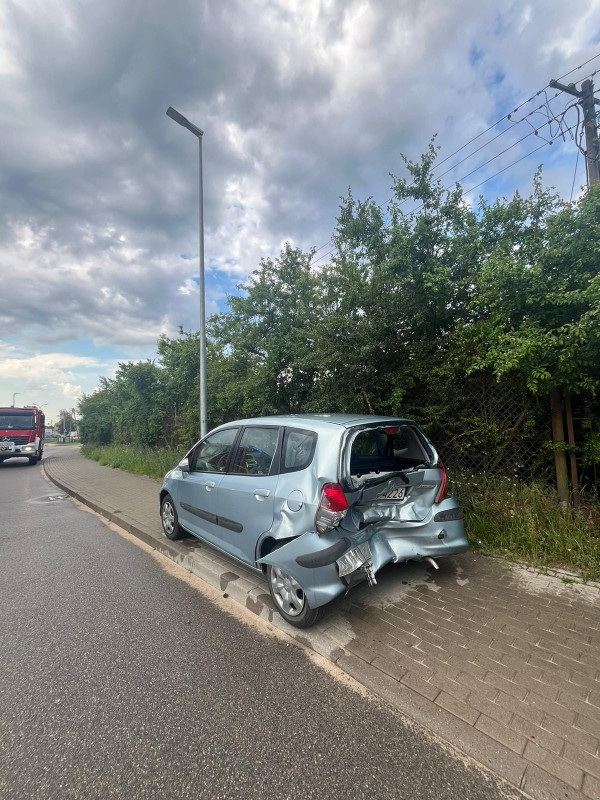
[162,501,175,535]
[270,566,305,616]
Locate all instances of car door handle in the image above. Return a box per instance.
[254,489,270,498]
[204,481,216,490]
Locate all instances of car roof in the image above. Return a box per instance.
[218,414,415,431]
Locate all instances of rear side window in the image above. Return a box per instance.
[231,427,279,475]
[350,425,429,480]
[281,428,317,473]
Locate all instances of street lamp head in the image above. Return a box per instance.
[166,106,203,138]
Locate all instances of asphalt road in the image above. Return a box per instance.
[0,454,521,800]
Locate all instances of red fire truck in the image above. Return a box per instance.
[0,406,45,465]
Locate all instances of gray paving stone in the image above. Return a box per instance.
[583,773,600,800]
[524,740,584,789]
[475,714,527,755]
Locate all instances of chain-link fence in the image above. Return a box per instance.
[402,372,579,488]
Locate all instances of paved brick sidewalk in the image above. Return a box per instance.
[44,446,600,800]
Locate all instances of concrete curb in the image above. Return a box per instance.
[43,460,594,800]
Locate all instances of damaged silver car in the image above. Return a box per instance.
[159,414,468,627]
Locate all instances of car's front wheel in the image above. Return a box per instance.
[267,561,320,628]
[161,494,185,540]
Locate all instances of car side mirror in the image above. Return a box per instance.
[179,457,190,473]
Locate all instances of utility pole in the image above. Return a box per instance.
[546,74,600,507]
[549,76,600,186]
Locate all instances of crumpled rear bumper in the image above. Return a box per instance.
[258,498,468,609]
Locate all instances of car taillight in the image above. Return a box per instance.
[436,460,447,503]
[315,483,349,534]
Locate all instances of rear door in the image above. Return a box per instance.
[216,426,281,564]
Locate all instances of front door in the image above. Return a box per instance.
[176,427,239,548]
[217,426,280,564]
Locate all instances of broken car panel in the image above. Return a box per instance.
[159,414,468,628]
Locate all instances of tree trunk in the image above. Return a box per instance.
[564,393,580,509]
[550,389,569,508]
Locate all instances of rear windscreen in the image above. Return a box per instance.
[350,426,430,480]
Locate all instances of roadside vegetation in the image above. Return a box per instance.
[81,444,180,480]
[453,474,600,581]
[79,143,600,579]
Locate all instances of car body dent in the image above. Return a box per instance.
[254,463,334,561]
[258,496,468,609]
[258,530,354,608]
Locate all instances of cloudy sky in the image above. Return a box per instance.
[1,0,600,423]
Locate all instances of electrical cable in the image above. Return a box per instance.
[570,147,581,202]
[309,53,600,262]
[406,120,578,217]
[313,119,581,266]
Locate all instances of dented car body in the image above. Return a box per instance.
[159,414,468,627]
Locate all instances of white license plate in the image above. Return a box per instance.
[380,487,406,500]
[0,443,14,452]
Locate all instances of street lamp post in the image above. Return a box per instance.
[166,106,208,438]
[11,392,20,407]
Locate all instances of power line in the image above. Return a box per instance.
[555,51,600,83]
[434,51,600,171]
[373,67,598,216]
[310,52,600,264]
[312,121,580,266]
[406,120,578,217]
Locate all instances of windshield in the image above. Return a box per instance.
[0,414,35,429]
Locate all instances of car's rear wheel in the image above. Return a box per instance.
[161,494,184,540]
[267,560,320,628]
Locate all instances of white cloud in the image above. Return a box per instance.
[0,345,111,420]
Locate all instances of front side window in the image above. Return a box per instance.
[282,428,317,473]
[231,427,279,475]
[191,428,239,473]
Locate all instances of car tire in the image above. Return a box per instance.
[266,545,320,628]
[27,456,37,465]
[161,494,185,540]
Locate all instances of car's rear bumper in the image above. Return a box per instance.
[258,500,468,609]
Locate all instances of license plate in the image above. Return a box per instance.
[0,443,14,452]
[379,487,406,500]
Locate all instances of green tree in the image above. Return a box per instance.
[57,408,77,435]
[208,242,319,416]
[78,378,114,444]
